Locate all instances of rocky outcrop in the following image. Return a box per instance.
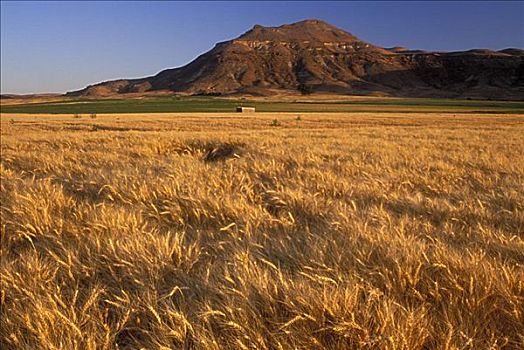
[67,19,524,100]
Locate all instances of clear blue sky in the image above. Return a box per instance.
[1,1,523,94]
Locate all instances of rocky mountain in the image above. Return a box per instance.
[67,19,524,99]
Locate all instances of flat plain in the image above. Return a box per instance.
[1,110,523,349]
[2,95,524,114]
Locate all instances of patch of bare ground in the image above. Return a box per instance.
[1,112,523,349]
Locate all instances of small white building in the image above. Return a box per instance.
[236,106,256,113]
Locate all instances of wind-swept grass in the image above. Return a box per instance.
[1,112,523,349]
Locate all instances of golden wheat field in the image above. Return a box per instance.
[1,112,523,349]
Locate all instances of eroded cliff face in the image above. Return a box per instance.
[67,20,524,99]
[230,39,377,52]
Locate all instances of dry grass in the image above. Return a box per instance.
[1,112,523,349]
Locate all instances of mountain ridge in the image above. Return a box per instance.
[67,20,524,100]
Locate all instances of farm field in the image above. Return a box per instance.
[1,95,524,114]
[1,111,524,349]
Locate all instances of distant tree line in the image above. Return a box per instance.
[298,83,313,95]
